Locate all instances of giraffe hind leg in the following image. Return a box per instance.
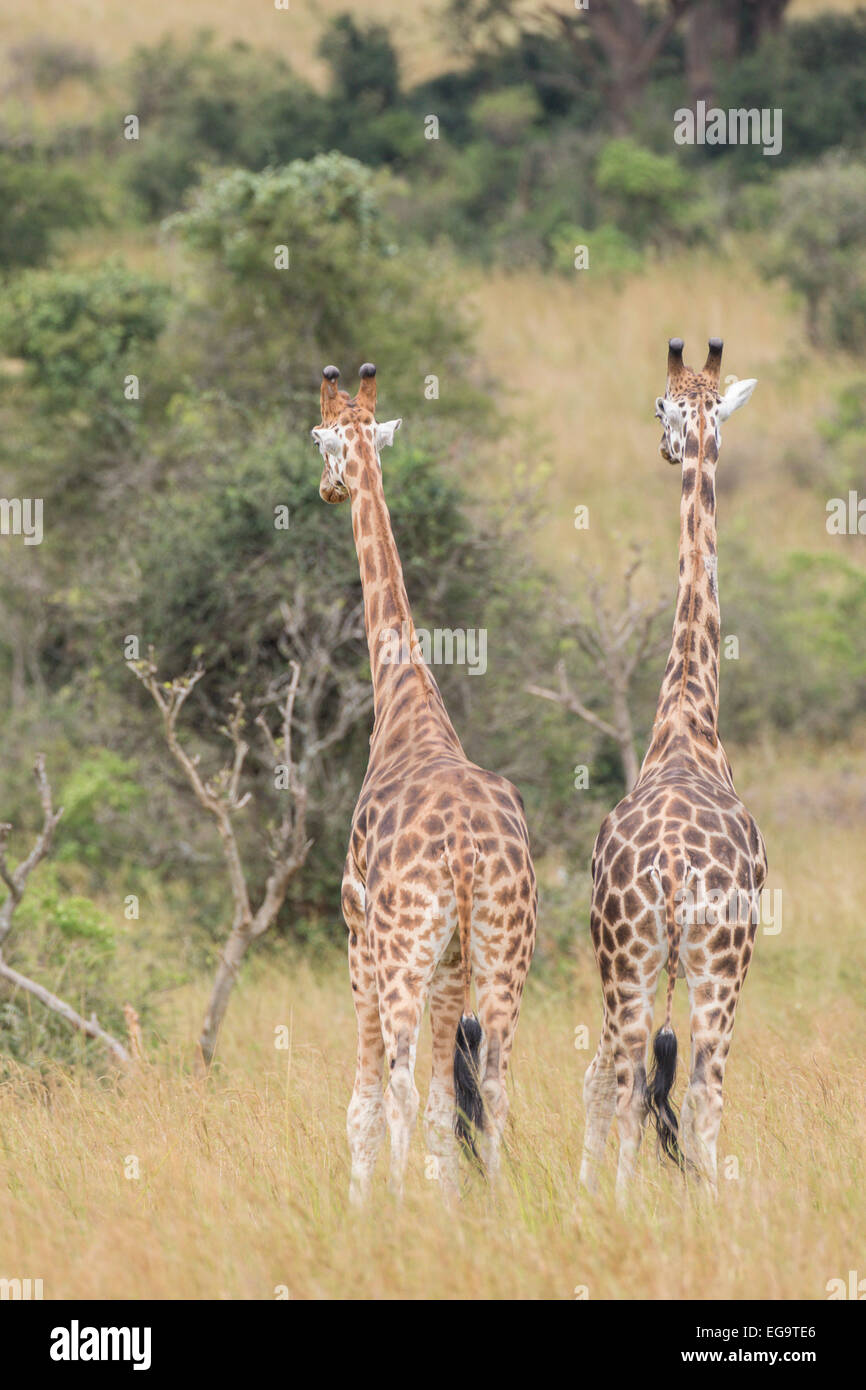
[345,897,386,1207]
[473,984,522,1187]
[681,975,738,1192]
[377,911,453,1200]
[611,981,660,1206]
[579,1024,616,1193]
[424,936,463,1196]
[384,1028,421,1199]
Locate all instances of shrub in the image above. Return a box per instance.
[719,16,866,166]
[56,751,145,870]
[0,155,95,269]
[759,156,866,349]
[551,222,644,278]
[594,138,690,247]
[0,261,169,405]
[120,35,328,216]
[164,155,475,410]
[8,38,100,90]
[471,85,541,146]
[318,14,401,113]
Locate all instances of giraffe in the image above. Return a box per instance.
[311,362,537,1204]
[579,337,768,1202]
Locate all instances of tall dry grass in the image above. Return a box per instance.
[0,0,450,99]
[471,257,855,574]
[0,0,857,119]
[1,738,863,1300]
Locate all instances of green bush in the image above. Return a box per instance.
[818,379,866,491]
[723,547,866,740]
[0,261,169,403]
[595,138,690,247]
[0,871,118,1069]
[0,155,95,269]
[164,155,475,410]
[56,751,145,868]
[120,35,328,216]
[471,85,541,146]
[718,15,866,166]
[551,222,644,278]
[318,14,401,113]
[759,156,866,349]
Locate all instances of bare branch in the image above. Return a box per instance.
[128,652,254,935]
[0,757,131,1067]
[130,610,370,1070]
[0,755,64,948]
[527,661,619,743]
[527,551,667,792]
[0,959,130,1065]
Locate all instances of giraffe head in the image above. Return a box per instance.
[311,363,402,504]
[655,338,756,466]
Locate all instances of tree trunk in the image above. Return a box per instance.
[611,684,640,792]
[685,2,740,107]
[196,920,255,1071]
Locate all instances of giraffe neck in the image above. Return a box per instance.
[649,409,723,750]
[347,449,463,755]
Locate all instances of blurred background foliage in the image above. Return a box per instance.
[0,0,865,1064]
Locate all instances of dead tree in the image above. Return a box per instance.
[129,598,372,1070]
[543,0,696,129]
[450,1,695,120]
[0,756,131,1065]
[527,552,667,792]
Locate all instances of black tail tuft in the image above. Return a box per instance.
[454,1013,485,1162]
[645,1026,684,1169]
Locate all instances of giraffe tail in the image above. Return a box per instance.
[448,829,485,1162]
[645,855,695,1168]
[454,1015,484,1162]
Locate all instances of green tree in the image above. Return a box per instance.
[165,155,475,411]
[318,15,401,113]
[760,157,866,349]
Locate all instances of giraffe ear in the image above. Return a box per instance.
[311,427,341,456]
[376,419,402,450]
[655,397,684,429]
[718,378,757,421]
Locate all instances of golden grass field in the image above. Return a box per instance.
[472,257,855,572]
[0,0,858,85]
[0,0,860,126]
[1,737,864,1300]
